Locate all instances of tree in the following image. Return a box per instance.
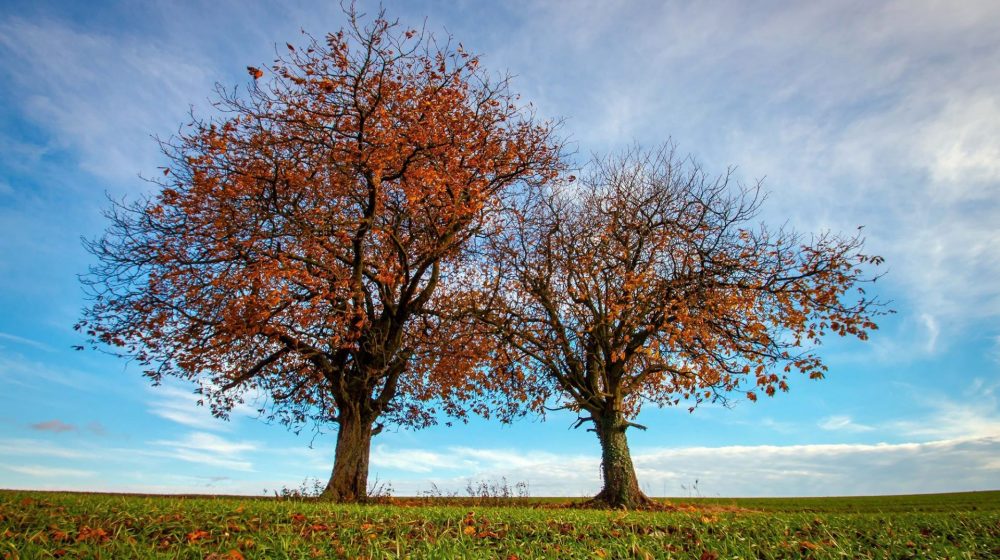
[477,146,885,509]
[77,9,561,502]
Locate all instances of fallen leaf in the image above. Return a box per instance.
[76,526,109,543]
[186,529,210,543]
[206,551,245,560]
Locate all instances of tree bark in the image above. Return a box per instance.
[321,410,374,502]
[590,410,654,509]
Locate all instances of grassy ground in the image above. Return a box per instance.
[1,490,997,559]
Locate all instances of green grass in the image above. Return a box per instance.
[1,490,998,559]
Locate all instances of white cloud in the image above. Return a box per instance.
[0,332,54,353]
[818,415,875,433]
[0,353,109,391]
[147,384,231,431]
[370,444,468,473]
[0,438,97,460]
[891,382,1000,442]
[149,431,258,472]
[2,464,95,478]
[920,94,1000,187]
[147,382,264,430]
[152,431,257,455]
[920,314,939,354]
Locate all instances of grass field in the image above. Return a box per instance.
[1,489,998,558]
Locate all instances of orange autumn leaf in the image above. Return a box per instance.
[75,526,109,543]
[186,529,211,543]
[206,551,246,560]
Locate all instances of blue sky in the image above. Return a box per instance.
[0,0,998,498]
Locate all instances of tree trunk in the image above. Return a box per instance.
[590,411,654,509]
[321,411,374,502]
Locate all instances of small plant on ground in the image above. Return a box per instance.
[465,477,530,505]
[263,477,325,500]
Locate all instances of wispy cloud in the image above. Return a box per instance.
[0,332,54,352]
[29,419,76,433]
[818,415,875,433]
[150,432,258,472]
[370,445,467,473]
[0,438,97,460]
[146,382,264,431]
[147,384,231,431]
[0,352,112,392]
[86,421,107,436]
[26,419,108,436]
[2,464,95,478]
[890,382,1000,442]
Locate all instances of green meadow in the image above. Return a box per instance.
[1,489,998,559]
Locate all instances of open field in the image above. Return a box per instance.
[1,490,998,559]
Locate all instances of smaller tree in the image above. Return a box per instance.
[478,145,886,509]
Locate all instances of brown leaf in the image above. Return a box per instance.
[50,529,70,542]
[206,551,245,560]
[76,526,109,543]
[799,540,820,551]
[186,529,210,543]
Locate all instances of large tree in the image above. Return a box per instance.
[478,146,885,509]
[77,9,560,501]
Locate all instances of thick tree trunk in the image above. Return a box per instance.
[321,411,374,502]
[590,411,654,509]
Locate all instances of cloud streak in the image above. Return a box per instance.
[149,432,258,472]
[29,419,76,433]
[0,332,54,352]
[2,464,95,478]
